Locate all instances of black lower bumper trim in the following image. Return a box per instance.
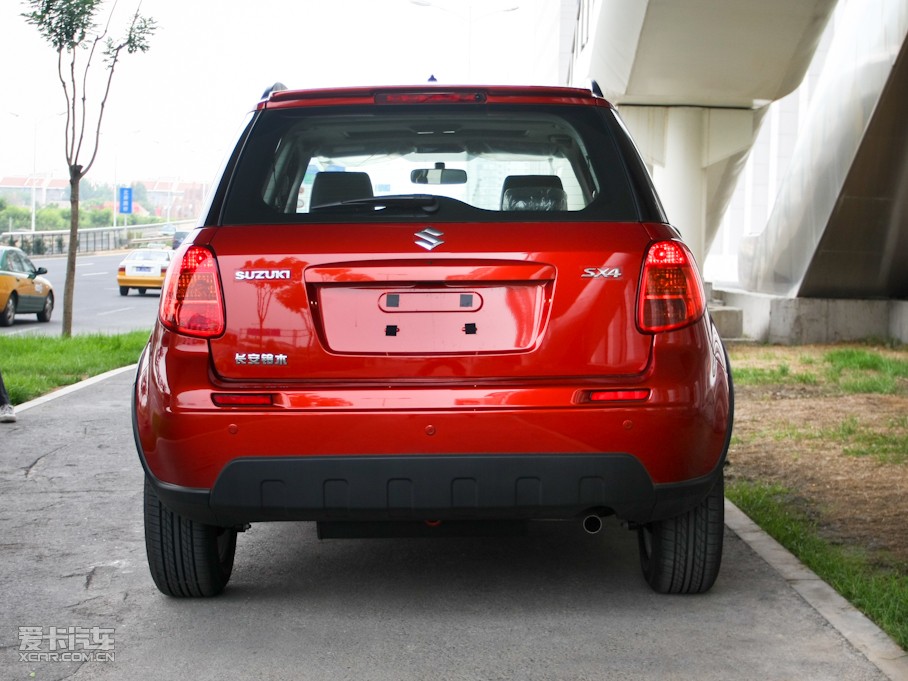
[316,519,529,539]
[146,454,722,528]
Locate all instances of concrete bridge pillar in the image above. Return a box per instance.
[655,108,706,268]
[619,105,760,272]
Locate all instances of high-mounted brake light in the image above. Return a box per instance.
[159,245,225,338]
[637,240,705,333]
[375,91,487,105]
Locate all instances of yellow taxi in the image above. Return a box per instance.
[117,249,174,296]
[0,246,54,326]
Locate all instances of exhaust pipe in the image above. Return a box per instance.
[582,515,603,535]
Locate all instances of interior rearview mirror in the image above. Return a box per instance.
[410,168,467,185]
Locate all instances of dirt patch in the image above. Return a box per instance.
[726,344,908,569]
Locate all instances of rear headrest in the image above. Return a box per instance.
[500,175,564,210]
[502,186,568,212]
[310,172,374,207]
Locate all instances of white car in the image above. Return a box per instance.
[117,249,173,296]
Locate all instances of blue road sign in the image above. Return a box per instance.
[118,187,133,214]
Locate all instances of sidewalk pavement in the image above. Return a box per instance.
[1,367,906,681]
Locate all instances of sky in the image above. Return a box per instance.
[1,0,562,187]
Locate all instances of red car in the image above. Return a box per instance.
[134,84,733,597]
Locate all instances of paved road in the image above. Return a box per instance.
[1,252,159,337]
[1,370,906,680]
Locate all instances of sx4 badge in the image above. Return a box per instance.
[581,266,622,279]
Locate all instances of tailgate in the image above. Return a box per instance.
[207,222,653,382]
[308,261,552,354]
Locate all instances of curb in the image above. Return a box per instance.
[13,364,136,414]
[724,500,908,681]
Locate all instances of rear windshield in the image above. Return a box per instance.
[220,104,643,224]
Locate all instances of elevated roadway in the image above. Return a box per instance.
[572,0,908,341]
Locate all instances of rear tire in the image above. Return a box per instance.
[119,286,129,296]
[37,292,54,322]
[0,294,15,326]
[637,472,724,594]
[138,287,147,295]
[143,477,237,597]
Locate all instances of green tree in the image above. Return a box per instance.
[1,205,31,231]
[36,206,65,230]
[82,180,114,202]
[89,208,113,226]
[23,0,156,337]
[133,182,148,205]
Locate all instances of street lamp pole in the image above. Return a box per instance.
[7,112,37,232]
[8,111,64,233]
[30,118,37,233]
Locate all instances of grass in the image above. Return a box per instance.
[806,414,908,464]
[731,343,908,395]
[825,348,908,394]
[727,480,908,651]
[730,343,908,465]
[731,363,819,386]
[728,342,908,651]
[0,331,150,404]
[743,415,908,465]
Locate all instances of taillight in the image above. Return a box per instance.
[637,240,705,333]
[159,245,225,338]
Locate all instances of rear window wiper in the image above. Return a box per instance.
[310,195,440,214]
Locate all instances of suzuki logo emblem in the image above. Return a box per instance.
[414,227,444,251]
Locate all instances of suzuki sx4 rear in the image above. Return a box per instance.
[133,85,733,597]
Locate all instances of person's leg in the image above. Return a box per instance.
[0,369,16,422]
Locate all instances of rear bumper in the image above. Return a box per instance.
[141,451,724,528]
[133,320,733,528]
[117,276,164,288]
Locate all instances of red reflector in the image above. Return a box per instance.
[588,390,650,402]
[375,91,486,104]
[211,393,275,407]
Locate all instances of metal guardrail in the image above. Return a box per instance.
[1,220,195,256]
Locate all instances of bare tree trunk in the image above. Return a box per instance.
[62,164,82,338]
